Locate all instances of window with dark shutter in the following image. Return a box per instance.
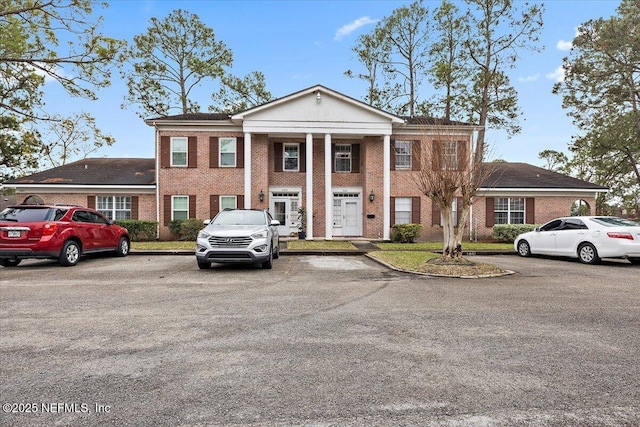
[274,143,283,172]
[160,136,170,168]
[187,137,197,168]
[188,195,196,218]
[210,195,219,219]
[131,196,139,220]
[486,197,495,227]
[526,198,535,223]
[209,137,219,168]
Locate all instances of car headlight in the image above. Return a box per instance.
[251,230,268,239]
[197,230,211,239]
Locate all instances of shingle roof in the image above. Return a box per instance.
[7,158,155,186]
[481,162,608,190]
[402,116,473,126]
[146,112,231,122]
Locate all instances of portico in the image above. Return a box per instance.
[232,85,403,240]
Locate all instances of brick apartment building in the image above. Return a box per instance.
[6,85,608,241]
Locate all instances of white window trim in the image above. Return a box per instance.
[394,197,412,224]
[395,141,412,170]
[283,143,300,172]
[219,195,237,210]
[219,137,237,168]
[495,197,525,225]
[172,195,189,221]
[334,144,352,173]
[170,137,188,167]
[97,195,131,221]
[443,140,458,171]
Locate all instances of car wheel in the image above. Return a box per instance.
[197,259,211,269]
[273,242,280,259]
[115,237,130,257]
[262,246,273,269]
[628,257,640,265]
[59,240,81,267]
[578,242,600,264]
[1,258,21,267]
[516,240,531,257]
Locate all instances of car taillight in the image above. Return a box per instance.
[607,232,634,240]
[42,222,58,236]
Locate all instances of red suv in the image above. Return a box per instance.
[0,204,131,267]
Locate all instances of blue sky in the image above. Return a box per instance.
[42,0,621,167]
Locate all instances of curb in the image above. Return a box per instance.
[365,253,517,279]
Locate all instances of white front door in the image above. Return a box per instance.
[332,192,362,236]
[272,199,290,236]
[270,190,301,236]
[343,200,359,236]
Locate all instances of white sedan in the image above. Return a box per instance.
[514,216,640,264]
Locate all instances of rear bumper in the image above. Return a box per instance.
[0,249,59,260]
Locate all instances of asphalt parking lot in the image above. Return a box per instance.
[1,254,639,426]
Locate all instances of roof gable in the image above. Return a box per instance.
[232,84,404,124]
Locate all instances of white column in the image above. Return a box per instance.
[244,133,252,208]
[305,133,314,239]
[383,135,391,241]
[324,133,333,240]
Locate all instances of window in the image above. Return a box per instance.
[443,141,458,170]
[172,196,189,221]
[219,137,237,167]
[171,137,188,166]
[97,196,131,220]
[395,141,412,170]
[284,144,299,171]
[220,195,237,210]
[335,144,352,172]
[494,197,525,225]
[394,198,412,224]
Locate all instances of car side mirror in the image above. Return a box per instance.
[203,219,211,225]
[534,227,540,232]
[271,220,280,226]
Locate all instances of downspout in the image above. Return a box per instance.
[153,122,160,240]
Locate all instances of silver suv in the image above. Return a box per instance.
[195,209,280,269]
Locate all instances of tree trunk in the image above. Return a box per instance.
[441,208,456,259]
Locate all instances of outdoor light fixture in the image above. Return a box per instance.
[258,189,264,202]
[316,91,321,103]
[369,189,375,202]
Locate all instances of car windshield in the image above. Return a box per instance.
[0,207,65,222]
[213,210,266,226]
[590,217,640,227]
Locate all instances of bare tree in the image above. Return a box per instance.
[412,125,491,259]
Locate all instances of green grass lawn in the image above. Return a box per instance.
[375,242,514,251]
[368,251,441,271]
[132,240,513,252]
[132,241,195,250]
[286,240,357,250]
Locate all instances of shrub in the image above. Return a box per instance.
[116,220,157,241]
[391,223,423,243]
[492,224,538,243]
[168,219,183,237]
[179,218,205,241]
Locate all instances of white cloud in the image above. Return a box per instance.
[546,66,565,83]
[518,74,540,83]
[334,16,378,41]
[557,40,572,51]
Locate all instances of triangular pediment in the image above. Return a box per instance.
[232,85,403,135]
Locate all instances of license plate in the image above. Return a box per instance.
[7,230,21,238]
